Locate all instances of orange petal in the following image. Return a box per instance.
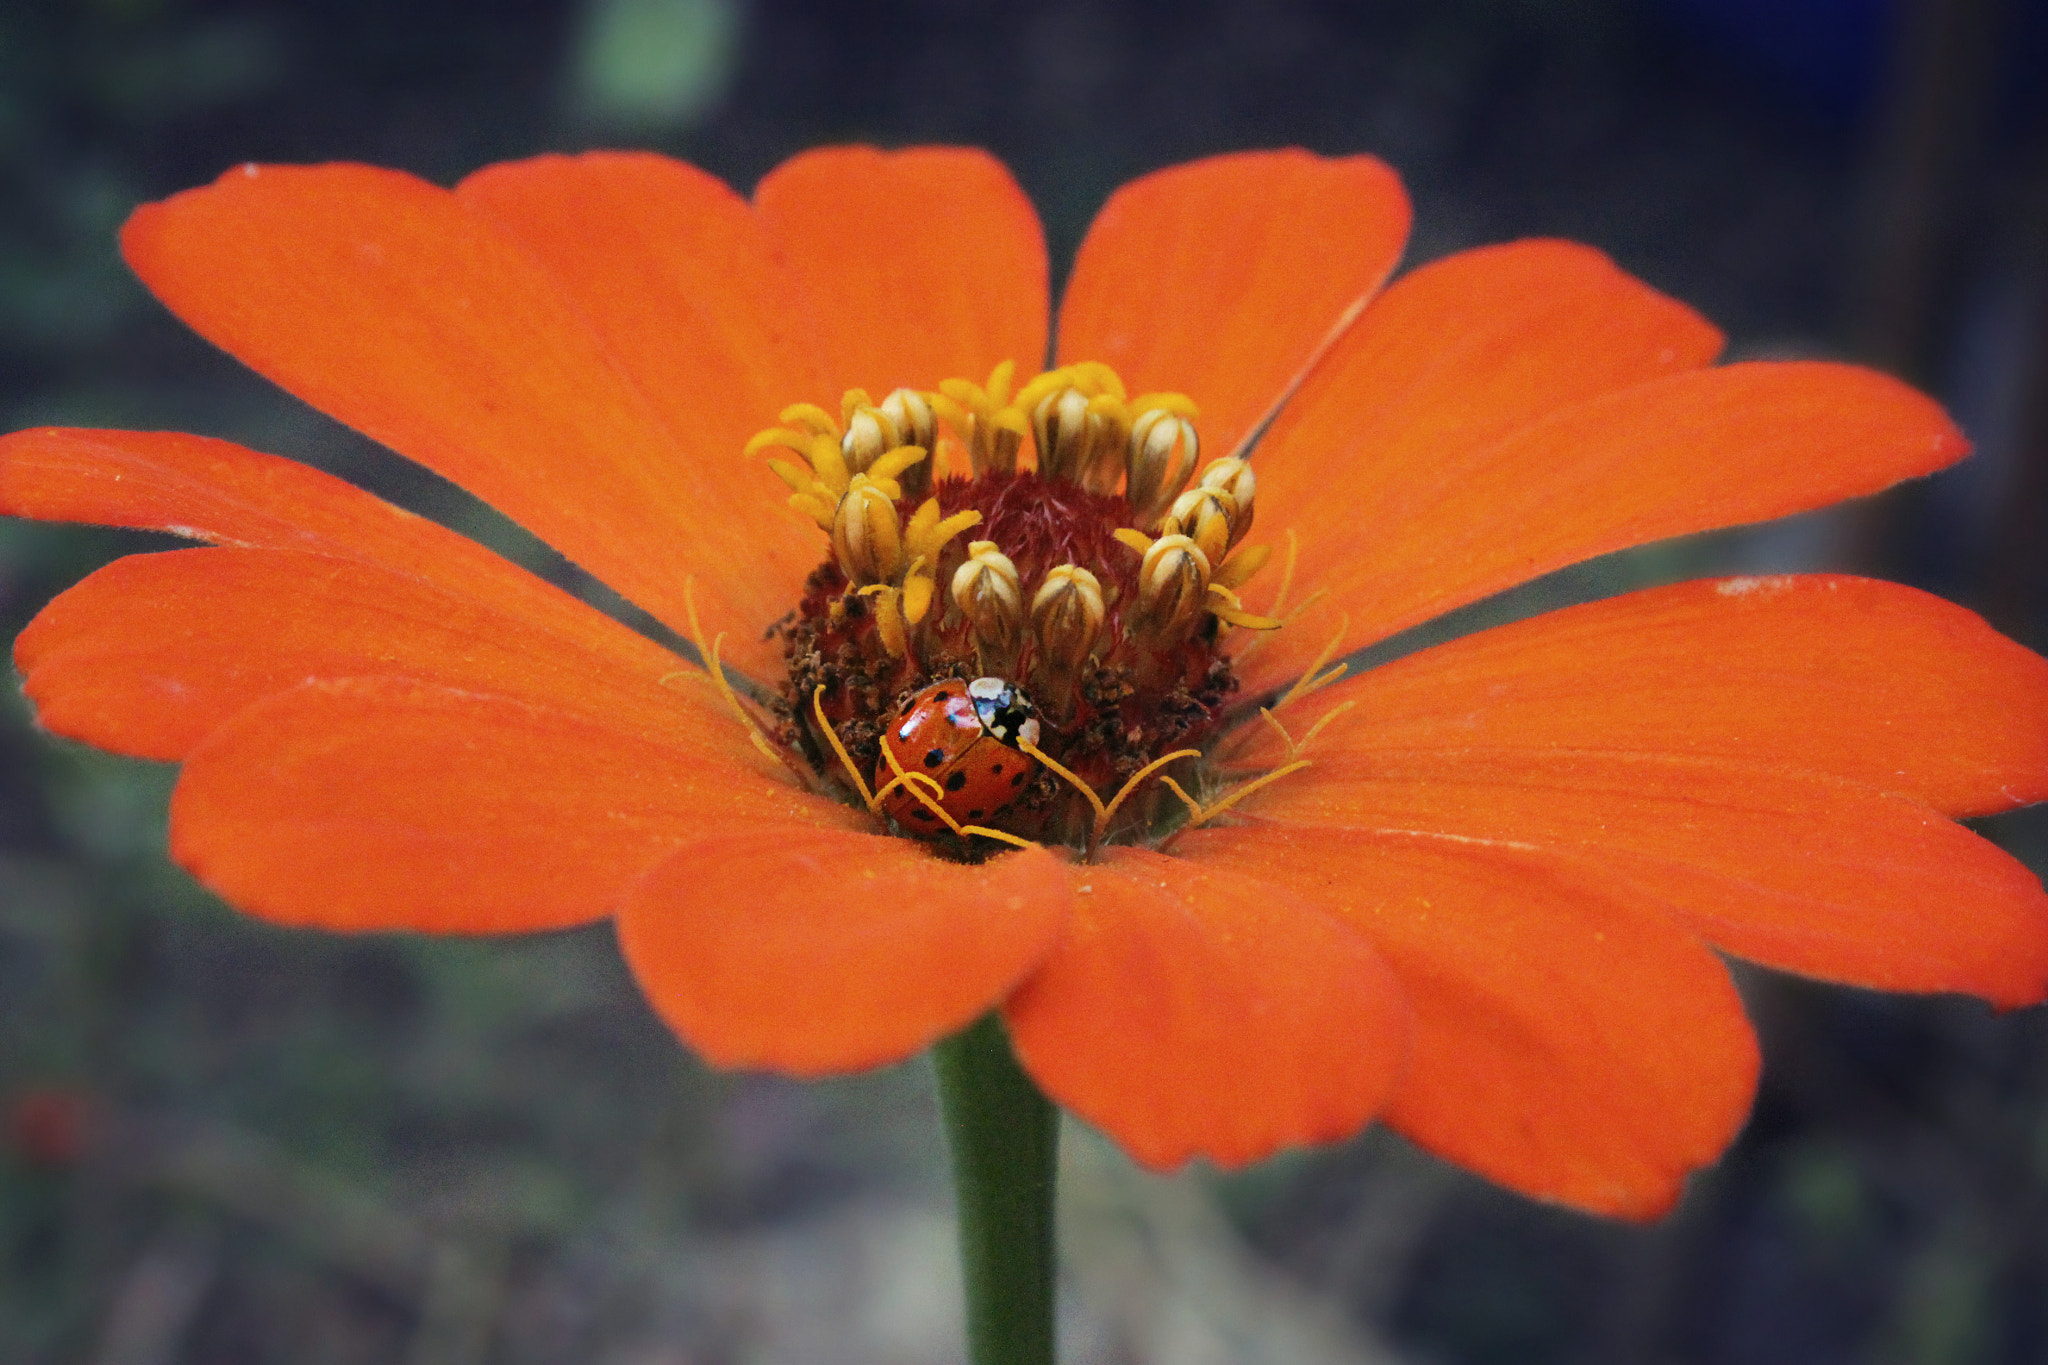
[171,678,858,934]
[1276,575,2048,818]
[1057,150,1411,460]
[17,547,742,763]
[1242,350,1963,693]
[1240,239,1721,690]
[1182,826,1758,1218]
[1002,847,1408,1171]
[121,164,765,657]
[1243,749,2048,1007]
[616,831,1070,1077]
[458,153,825,679]
[753,147,1049,393]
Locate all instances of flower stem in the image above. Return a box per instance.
[933,1013,1059,1365]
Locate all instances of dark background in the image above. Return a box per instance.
[6,0,2048,1361]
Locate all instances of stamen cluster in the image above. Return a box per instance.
[751,362,1279,848]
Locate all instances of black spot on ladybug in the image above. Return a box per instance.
[945,771,968,792]
[923,748,945,768]
[967,809,985,819]
[932,690,952,703]
[1010,772,1026,787]
[912,808,937,821]
[990,762,1004,775]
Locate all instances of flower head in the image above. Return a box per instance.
[7,147,2048,1218]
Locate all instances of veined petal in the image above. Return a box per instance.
[616,831,1069,1077]
[459,153,824,678]
[121,163,761,654]
[1002,847,1409,1171]
[1057,150,1411,461]
[17,547,742,763]
[1241,239,1721,690]
[1261,575,2048,817]
[171,679,860,935]
[754,146,1049,395]
[1243,750,2048,1006]
[1244,352,1961,689]
[1182,826,1758,1218]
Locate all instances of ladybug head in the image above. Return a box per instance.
[967,676,1041,750]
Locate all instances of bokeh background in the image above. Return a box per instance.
[6,0,2048,1361]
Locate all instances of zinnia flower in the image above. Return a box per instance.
[7,147,2047,1220]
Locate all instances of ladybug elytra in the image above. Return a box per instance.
[877,677,1042,833]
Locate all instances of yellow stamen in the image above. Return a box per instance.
[780,401,841,435]
[1094,748,1202,847]
[681,578,784,769]
[1156,760,1315,847]
[1276,610,1351,711]
[1294,699,1358,751]
[1182,761,1312,830]
[1251,699,1358,762]
[1019,738,1108,828]
[811,683,877,809]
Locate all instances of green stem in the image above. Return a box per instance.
[933,1013,1060,1365]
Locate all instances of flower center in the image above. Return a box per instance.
[747,361,1284,852]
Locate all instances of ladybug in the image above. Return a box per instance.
[877,677,1042,833]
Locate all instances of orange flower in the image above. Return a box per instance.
[7,148,2048,1220]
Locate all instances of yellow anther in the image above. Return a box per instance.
[1205,582,1281,631]
[933,362,1026,476]
[744,426,813,459]
[830,477,903,585]
[1126,406,1200,530]
[866,444,927,488]
[1212,541,1272,592]
[904,498,982,567]
[780,401,841,436]
[682,578,785,771]
[860,583,914,659]
[900,555,937,625]
[1112,527,1155,557]
[1131,533,1211,643]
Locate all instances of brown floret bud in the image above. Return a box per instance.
[1197,456,1255,546]
[1030,563,1106,675]
[1126,408,1200,530]
[1164,487,1238,566]
[1032,388,1130,495]
[829,476,903,586]
[1132,533,1212,643]
[876,388,938,500]
[951,540,1026,668]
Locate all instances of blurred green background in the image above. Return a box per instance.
[6,0,2048,1361]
